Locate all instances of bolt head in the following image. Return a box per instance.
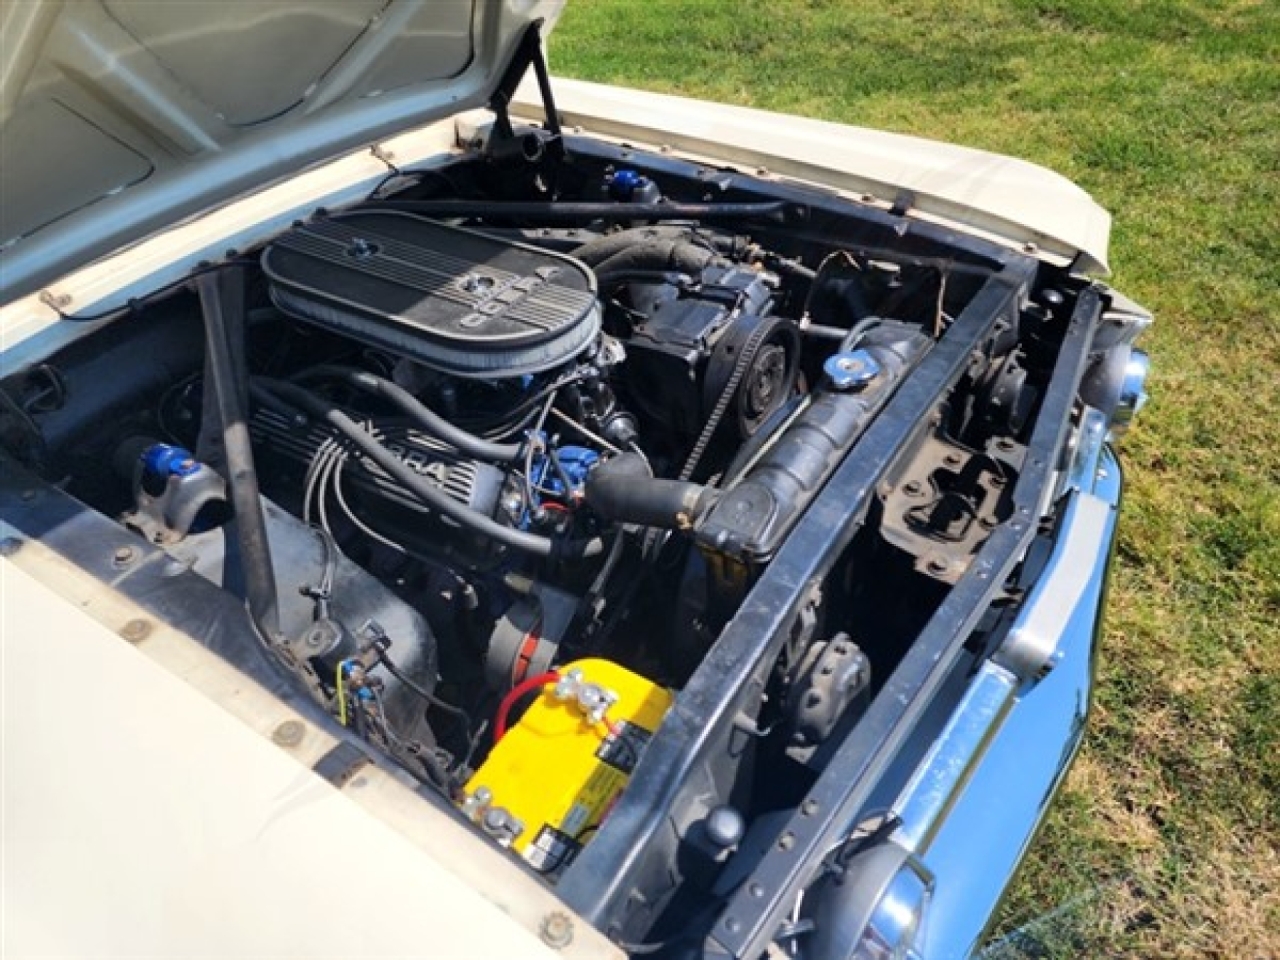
[272,720,305,747]
[120,618,152,643]
[705,805,745,847]
[539,912,574,949]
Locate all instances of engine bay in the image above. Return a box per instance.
[0,115,1100,942]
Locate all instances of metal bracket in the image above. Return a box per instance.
[488,21,564,146]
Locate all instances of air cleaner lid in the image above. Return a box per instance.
[262,210,600,378]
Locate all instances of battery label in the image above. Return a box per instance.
[596,720,652,773]
[561,801,592,838]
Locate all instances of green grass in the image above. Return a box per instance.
[552,2,1280,955]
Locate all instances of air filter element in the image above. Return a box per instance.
[262,211,600,378]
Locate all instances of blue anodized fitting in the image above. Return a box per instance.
[141,443,201,479]
[823,349,881,391]
[608,168,649,202]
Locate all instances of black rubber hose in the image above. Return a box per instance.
[764,255,818,280]
[801,316,883,345]
[588,269,695,289]
[592,240,723,289]
[295,366,522,463]
[802,323,850,341]
[570,226,704,266]
[365,200,788,223]
[251,379,605,560]
[840,316,885,351]
[584,452,717,530]
[196,268,282,643]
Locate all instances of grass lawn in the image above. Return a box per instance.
[552,1,1280,955]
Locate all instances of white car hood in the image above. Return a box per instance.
[0,0,565,302]
[0,0,1109,309]
[515,78,1111,274]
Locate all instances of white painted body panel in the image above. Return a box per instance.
[516,77,1111,273]
[1,556,620,959]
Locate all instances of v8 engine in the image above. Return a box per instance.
[4,141,1074,922]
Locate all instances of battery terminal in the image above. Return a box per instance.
[553,667,620,726]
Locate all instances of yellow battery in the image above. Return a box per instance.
[463,658,672,874]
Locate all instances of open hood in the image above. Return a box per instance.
[0,0,1111,312]
[0,0,565,303]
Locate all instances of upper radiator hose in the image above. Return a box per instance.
[585,452,718,530]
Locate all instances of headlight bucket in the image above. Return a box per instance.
[1109,347,1150,437]
[805,841,934,960]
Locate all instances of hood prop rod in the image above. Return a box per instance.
[487,20,569,196]
[196,266,283,648]
[489,20,562,142]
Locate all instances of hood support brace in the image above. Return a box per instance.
[488,22,567,168]
[196,267,283,648]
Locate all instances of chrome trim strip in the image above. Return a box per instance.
[995,405,1110,680]
[995,494,1113,681]
[891,660,1019,854]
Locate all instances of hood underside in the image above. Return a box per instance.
[0,0,565,303]
[0,0,1109,309]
